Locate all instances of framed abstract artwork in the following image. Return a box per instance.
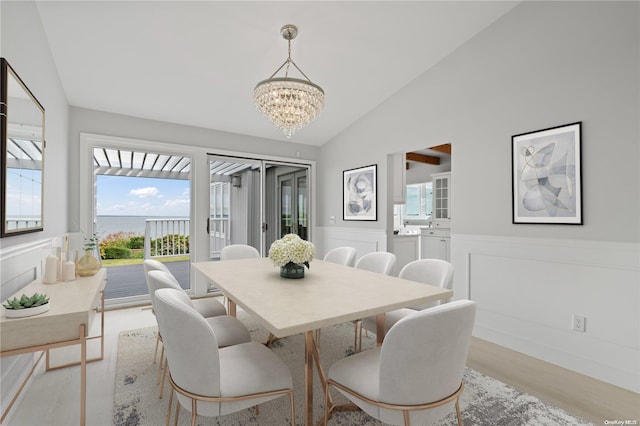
[343,164,377,221]
[512,122,582,224]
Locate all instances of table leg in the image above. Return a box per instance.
[376,313,386,347]
[304,331,314,426]
[228,299,237,317]
[80,324,87,426]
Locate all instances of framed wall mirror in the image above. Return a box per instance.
[1,58,45,237]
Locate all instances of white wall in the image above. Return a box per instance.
[0,1,70,419]
[405,159,450,185]
[318,1,640,391]
[0,1,70,250]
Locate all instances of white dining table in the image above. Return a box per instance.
[192,258,453,425]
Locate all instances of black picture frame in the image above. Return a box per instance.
[343,164,377,221]
[1,57,46,237]
[512,122,582,225]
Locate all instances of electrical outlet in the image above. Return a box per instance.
[572,315,586,332]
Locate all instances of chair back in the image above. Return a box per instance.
[144,258,171,275]
[147,270,188,311]
[323,247,357,267]
[220,244,260,260]
[143,259,172,291]
[154,288,221,398]
[355,252,396,276]
[379,300,476,417]
[399,259,453,310]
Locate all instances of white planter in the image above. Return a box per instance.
[4,303,50,318]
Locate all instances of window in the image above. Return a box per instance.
[404,182,432,219]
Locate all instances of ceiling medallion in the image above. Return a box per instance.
[253,24,325,138]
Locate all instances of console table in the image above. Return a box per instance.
[0,268,107,425]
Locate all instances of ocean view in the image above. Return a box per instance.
[96,215,189,237]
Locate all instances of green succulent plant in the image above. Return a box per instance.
[3,293,49,310]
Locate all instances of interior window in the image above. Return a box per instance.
[404,182,432,219]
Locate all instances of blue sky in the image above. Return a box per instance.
[6,168,42,217]
[96,175,190,216]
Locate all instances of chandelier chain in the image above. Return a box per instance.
[285,38,291,78]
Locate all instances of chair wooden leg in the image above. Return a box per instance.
[289,390,295,426]
[153,333,160,364]
[159,357,168,399]
[157,346,165,384]
[173,398,180,426]
[403,410,410,425]
[323,382,330,426]
[165,389,173,426]
[455,397,462,426]
[191,399,197,426]
[353,321,358,351]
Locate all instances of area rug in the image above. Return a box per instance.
[114,312,591,425]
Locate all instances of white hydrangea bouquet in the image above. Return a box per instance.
[269,234,315,278]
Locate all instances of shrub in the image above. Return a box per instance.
[99,232,142,258]
[103,246,132,259]
[127,236,145,249]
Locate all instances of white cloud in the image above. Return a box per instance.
[163,199,190,208]
[129,187,159,198]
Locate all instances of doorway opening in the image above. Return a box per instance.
[92,147,192,301]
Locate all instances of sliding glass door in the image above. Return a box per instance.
[208,155,311,258]
[208,155,262,258]
[277,169,308,240]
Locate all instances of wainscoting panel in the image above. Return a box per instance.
[316,226,387,261]
[0,238,51,421]
[451,234,640,393]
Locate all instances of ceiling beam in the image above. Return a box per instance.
[406,152,440,165]
[429,143,452,155]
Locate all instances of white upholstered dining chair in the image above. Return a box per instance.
[323,246,357,267]
[315,246,358,345]
[144,259,228,318]
[219,244,261,310]
[147,270,251,398]
[360,258,454,338]
[220,244,260,260]
[147,271,251,349]
[355,251,397,276]
[324,300,476,426]
[353,252,397,351]
[154,288,295,426]
[143,259,227,367]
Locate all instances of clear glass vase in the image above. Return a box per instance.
[280,262,305,279]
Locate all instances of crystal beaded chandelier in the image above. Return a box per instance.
[254,24,325,138]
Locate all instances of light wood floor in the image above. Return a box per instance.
[467,337,640,424]
[4,305,639,425]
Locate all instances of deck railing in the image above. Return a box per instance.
[5,218,41,230]
[144,218,190,259]
[209,217,230,259]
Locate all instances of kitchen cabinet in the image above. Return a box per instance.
[431,172,451,228]
[420,228,451,262]
[392,234,419,272]
[391,153,406,204]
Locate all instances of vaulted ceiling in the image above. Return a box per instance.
[35,1,518,146]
